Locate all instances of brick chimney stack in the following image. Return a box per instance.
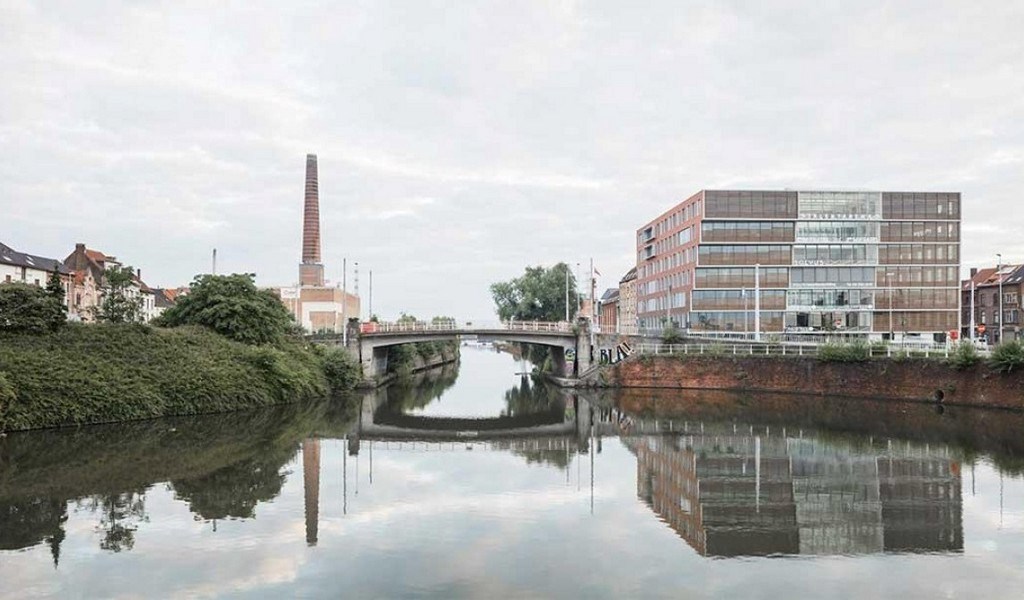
[299,153,325,287]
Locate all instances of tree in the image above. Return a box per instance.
[46,271,65,306]
[97,265,143,324]
[490,263,578,322]
[0,283,66,333]
[157,274,294,345]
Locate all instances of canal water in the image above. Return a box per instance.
[1,343,1023,599]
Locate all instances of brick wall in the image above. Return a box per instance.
[598,355,1024,409]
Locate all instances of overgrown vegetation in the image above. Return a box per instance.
[156,274,294,345]
[816,340,873,362]
[946,341,982,370]
[661,321,683,345]
[0,325,341,431]
[96,265,144,323]
[989,340,1024,374]
[0,283,66,334]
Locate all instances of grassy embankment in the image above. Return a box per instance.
[0,324,359,432]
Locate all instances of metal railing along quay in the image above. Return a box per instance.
[632,342,961,359]
[364,320,572,334]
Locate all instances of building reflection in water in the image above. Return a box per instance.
[631,425,963,557]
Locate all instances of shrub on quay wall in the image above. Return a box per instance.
[989,340,1024,374]
[0,283,66,334]
[817,340,872,363]
[946,341,982,370]
[321,347,361,393]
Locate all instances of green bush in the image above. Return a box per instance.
[322,347,361,393]
[157,274,294,345]
[0,283,66,333]
[661,322,683,345]
[817,340,872,362]
[989,340,1024,374]
[946,342,981,370]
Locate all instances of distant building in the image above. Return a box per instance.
[961,264,1022,344]
[273,154,360,333]
[0,242,73,307]
[598,288,619,332]
[63,244,157,322]
[151,287,188,319]
[635,190,962,341]
[618,267,638,335]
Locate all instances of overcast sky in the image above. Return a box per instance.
[2,1,1022,320]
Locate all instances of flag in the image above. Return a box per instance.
[594,267,601,277]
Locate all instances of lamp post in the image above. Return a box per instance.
[666,283,672,326]
[885,272,895,342]
[564,265,570,322]
[997,254,1003,345]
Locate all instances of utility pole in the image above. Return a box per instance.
[342,258,348,344]
[887,272,895,342]
[969,279,976,343]
[997,254,1003,345]
[354,262,360,321]
[565,265,570,322]
[212,248,217,276]
[369,270,373,321]
[754,263,761,342]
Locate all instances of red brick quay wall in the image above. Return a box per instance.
[593,355,1024,410]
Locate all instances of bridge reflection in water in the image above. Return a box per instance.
[298,389,964,558]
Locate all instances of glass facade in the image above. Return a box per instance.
[636,190,961,337]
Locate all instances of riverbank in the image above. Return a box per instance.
[0,325,359,432]
[588,354,1024,409]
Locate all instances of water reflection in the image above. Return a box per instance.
[630,425,962,557]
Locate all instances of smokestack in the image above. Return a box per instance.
[970,267,978,278]
[299,154,325,286]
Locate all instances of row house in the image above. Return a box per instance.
[597,287,619,332]
[63,243,160,322]
[961,264,1023,344]
[0,242,74,307]
[618,267,638,335]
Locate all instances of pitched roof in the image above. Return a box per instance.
[966,265,1023,289]
[619,266,638,284]
[600,287,620,303]
[0,242,72,275]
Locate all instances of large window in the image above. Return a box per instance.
[878,288,958,310]
[798,192,881,220]
[785,311,872,332]
[698,245,792,266]
[691,311,785,332]
[704,191,797,219]
[880,221,960,242]
[701,221,794,242]
[692,290,786,310]
[792,244,877,265]
[786,289,875,310]
[882,192,960,220]
[875,266,959,287]
[695,267,789,288]
[871,311,957,332]
[878,244,959,265]
[791,267,875,287]
[795,221,879,242]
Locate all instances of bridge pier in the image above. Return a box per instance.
[574,317,593,376]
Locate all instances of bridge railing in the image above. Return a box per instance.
[632,342,955,359]
[363,320,572,334]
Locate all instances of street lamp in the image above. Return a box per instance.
[885,272,895,342]
[997,253,1004,345]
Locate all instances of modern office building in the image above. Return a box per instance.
[635,190,961,341]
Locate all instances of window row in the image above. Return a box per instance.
[787,311,872,331]
[787,289,875,309]
[698,245,791,266]
[791,267,875,286]
[701,221,794,242]
[882,193,960,220]
[878,244,959,264]
[792,245,877,265]
[795,221,879,242]
[880,221,960,242]
[691,311,786,332]
[798,192,880,219]
[692,290,786,310]
[877,266,959,287]
[871,311,957,332]
[704,191,797,219]
[695,267,789,289]
[877,288,958,310]
[638,197,701,243]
